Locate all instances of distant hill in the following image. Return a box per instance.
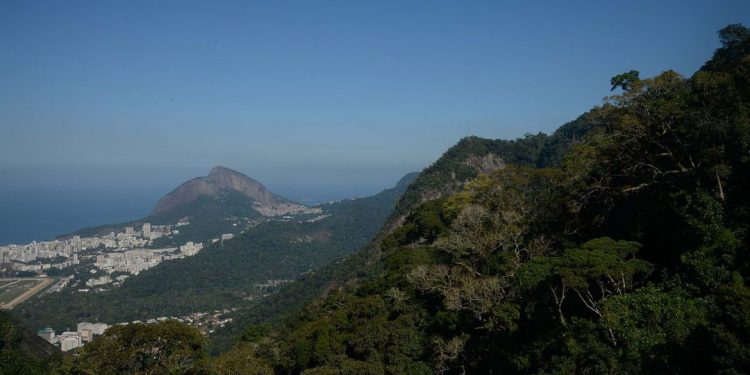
[152,166,296,215]
[64,166,313,244]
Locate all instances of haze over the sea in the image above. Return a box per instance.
[0,165,411,245]
[2,0,747,244]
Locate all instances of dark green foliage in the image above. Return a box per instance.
[389,115,598,228]
[210,249,377,353]
[216,24,750,374]
[0,312,59,375]
[208,343,274,374]
[610,70,640,91]
[69,321,206,375]
[535,111,598,168]
[703,24,750,72]
[272,293,431,374]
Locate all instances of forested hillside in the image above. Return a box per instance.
[209,120,596,351]
[198,24,750,374]
[0,312,59,375]
[385,111,597,235]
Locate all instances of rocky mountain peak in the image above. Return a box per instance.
[151,166,291,215]
[208,165,237,178]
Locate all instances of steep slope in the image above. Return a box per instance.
[387,135,539,229]
[210,174,417,350]
[389,114,597,231]
[219,26,750,374]
[212,127,596,350]
[0,311,59,374]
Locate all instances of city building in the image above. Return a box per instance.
[78,328,92,342]
[59,331,82,352]
[180,241,203,256]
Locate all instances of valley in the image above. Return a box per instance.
[8,167,417,353]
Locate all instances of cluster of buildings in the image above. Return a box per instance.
[179,308,237,335]
[0,222,180,275]
[13,219,245,350]
[0,221,219,296]
[37,308,239,351]
[94,246,179,275]
[123,308,237,335]
[0,238,82,273]
[86,241,203,287]
[37,322,109,352]
[0,222,208,279]
[251,201,322,217]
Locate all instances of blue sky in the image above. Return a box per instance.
[1,0,749,201]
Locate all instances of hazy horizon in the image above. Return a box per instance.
[0,164,418,245]
[2,1,749,243]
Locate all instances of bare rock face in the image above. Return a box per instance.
[152,166,290,215]
[463,153,505,174]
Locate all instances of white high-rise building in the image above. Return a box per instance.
[59,332,82,352]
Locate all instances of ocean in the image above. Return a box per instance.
[0,188,159,245]
[0,167,412,245]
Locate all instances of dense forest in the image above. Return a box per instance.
[216,24,750,374]
[4,24,750,374]
[0,312,59,375]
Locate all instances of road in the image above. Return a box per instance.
[0,277,54,309]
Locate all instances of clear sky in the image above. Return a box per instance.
[1,0,749,202]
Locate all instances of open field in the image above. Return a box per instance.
[0,277,54,309]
